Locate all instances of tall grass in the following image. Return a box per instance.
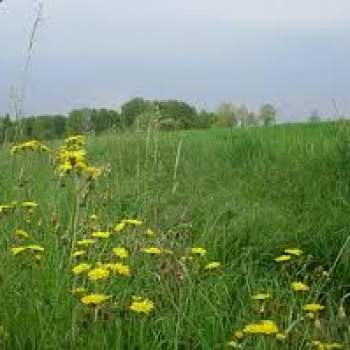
[0,122,350,349]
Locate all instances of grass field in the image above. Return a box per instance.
[1,122,350,349]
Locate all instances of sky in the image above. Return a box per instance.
[1,0,350,120]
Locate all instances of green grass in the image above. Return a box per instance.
[1,122,350,349]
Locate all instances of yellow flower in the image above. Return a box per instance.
[0,204,15,214]
[21,201,38,210]
[11,246,27,256]
[112,247,129,259]
[129,297,154,315]
[15,229,30,239]
[290,281,310,292]
[72,263,91,275]
[204,261,221,270]
[72,250,86,258]
[81,293,111,306]
[26,244,44,252]
[88,267,110,281]
[243,320,279,335]
[303,303,325,312]
[91,231,111,239]
[191,247,207,256]
[76,239,95,246]
[142,247,162,255]
[114,222,126,232]
[145,228,155,236]
[274,255,292,262]
[122,219,143,226]
[284,248,303,256]
[84,166,102,180]
[251,293,271,301]
[108,263,131,276]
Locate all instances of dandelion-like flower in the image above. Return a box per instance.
[122,219,143,226]
[191,247,207,256]
[284,248,303,256]
[274,255,292,262]
[142,247,162,255]
[88,267,110,281]
[72,263,91,275]
[15,229,30,239]
[129,297,154,315]
[204,261,221,270]
[26,244,44,252]
[91,231,111,239]
[72,250,86,258]
[76,239,95,246]
[243,320,279,335]
[11,246,27,256]
[290,281,310,292]
[81,293,111,306]
[112,247,129,259]
[251,293,271,301]
[114,222,126,232]
[303,303,325,312]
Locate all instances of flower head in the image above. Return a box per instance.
[76,239,95,246]
[191,247,207,256]
[303,303,325,312]
[129,297,154,315]
[91,231,111,239]
[11,246,27,256]
[72,250,86,258]
[122,219,143,226]
[112,247,129,259]
[142,247,162,255]
[72,263,91,275]
[81,293,111,306]
[204,261,221,271]
[15,229,30,239]
[243,320,279,335]
[87,267,110,281]
[274,255,292,262]
[108,262,131,276]
[291,281,310,292]
[26,244,44,252]
[284,248,303,256]
[114,222,126,232]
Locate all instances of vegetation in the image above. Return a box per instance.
[0,121,350,349]
[0,98,277,143]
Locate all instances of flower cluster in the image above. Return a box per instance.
[11,140,50,154]
[55,135,102,180]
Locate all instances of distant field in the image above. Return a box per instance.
[1,123,350,349]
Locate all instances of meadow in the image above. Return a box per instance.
[1,122,350,349]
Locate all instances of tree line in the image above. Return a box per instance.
[0,98,278,143]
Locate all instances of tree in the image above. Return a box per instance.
[121,98,153,127]
[236,105,249,127]
[66,109,93,134]
[215,102,237,127]
[246,112,258,126]
[259,104,277,126]
[308,110,321,124]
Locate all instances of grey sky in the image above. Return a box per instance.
[1,0,350,120]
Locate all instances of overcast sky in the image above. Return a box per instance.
[1,0,350,120]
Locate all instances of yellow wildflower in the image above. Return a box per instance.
[142,247,162,255]
[88,267,110,281]
[290,281,310,292]
[311,340,342,349]
[274,255,292,262]
[122,219,143,226]
[112,247,129,259]
[72,263,91,275]
[191,247,207,256]
[81,293,111,306]
[26,244,44,252]
[0,204,15,214]
[284,248,303,256]
[303,303,325,312]
[129,297,154,315]
[76,239,95,246]
[108,262,131,276]
[251,293,271,301]
[243,320,279,335]
[114,222,126,232]
[11,246,27,256]
[72,250,86,258]
[91,231,111,239]
[21,201,38,210]
[15,229,30,239]
[204,261,221,270]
